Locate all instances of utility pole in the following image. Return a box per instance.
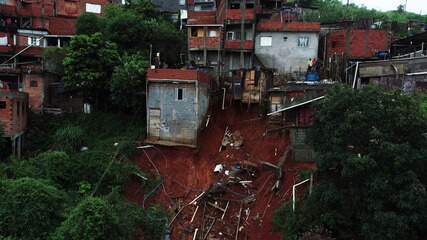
[405,0,408,12]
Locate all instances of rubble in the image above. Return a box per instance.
[127,106,316,240]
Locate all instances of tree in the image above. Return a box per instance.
[397,4,405,13]
[52,196,145,240]
[0,178,67,239]
[111,53,148,113]
[275,86,427,240]
[43,47,66,77]
[63,33,119,109]
[76,13,103,35]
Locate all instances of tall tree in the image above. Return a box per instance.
[110,53,148,113]
[63,33,119,109]
[274,86,427,240]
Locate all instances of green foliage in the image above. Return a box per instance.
[0,178,67,240]
[54,126,84,153]
[63,33,120,106]
[276,85,427,240]
[70,1,183,113]
[52,196,145,240]
[76,13,103,35]
[43,47,66,76]
[302,0,427,33]
[111,53,148,113]
[140,205,167,239]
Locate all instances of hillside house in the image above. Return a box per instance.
[255,20,320,77]
[186,0,321,78]
[0,83,28,158]
[145,69,212,148]
[353,56,427,93]
[267,82,332,162]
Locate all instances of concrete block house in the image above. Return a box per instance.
[146,69,212,148]
[255,20,320,76]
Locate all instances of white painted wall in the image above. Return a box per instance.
[255,31,319,74]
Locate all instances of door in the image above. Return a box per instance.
[149,108,161,139]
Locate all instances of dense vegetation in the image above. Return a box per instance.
[295,0,426,37]
[0,2,179,238]
[0,112,166,239]
[273,86,427,240]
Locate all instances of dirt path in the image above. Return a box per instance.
[125,105,315,240]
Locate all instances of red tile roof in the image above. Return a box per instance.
[147,69,212,85]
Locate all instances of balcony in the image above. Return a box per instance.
[225,9,255,21]
[189,37,221,50]
[224,40,253,50]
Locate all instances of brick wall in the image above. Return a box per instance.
[257,21,320,32]
[189,36,221,49]
[224,40,253,50]
[0,91,28,137]
[22,73,46,112]
[326,29,391,59]
[225,9,255,21]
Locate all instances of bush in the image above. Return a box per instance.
[54,126,84,153]
[0,178,67,239]
[52,196,145,240]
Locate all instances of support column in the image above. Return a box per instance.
[203,26,208,66]
[240,0,246,68]
[17,135,22,159]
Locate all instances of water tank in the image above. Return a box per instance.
[306,71,319,82]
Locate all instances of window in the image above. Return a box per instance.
[194,2,214,11]
[226,32,235,40]
[260,36,272,46]
[0,101,5,109]
[298,36,310,47]
[27,36,41,46]
[30,80,38,87]
[191,27,198,37]
[208,30,217,37]
[85,3,101,13]
[0,0,6,5]
[179,0,185,5]
[176,88,184,101]
[0,36,7,46]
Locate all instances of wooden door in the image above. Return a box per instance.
[149,108,161,139]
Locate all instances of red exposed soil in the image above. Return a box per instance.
[124,104,316,240]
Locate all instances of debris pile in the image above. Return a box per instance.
[220,127,244,151]
[168,149,291,239]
